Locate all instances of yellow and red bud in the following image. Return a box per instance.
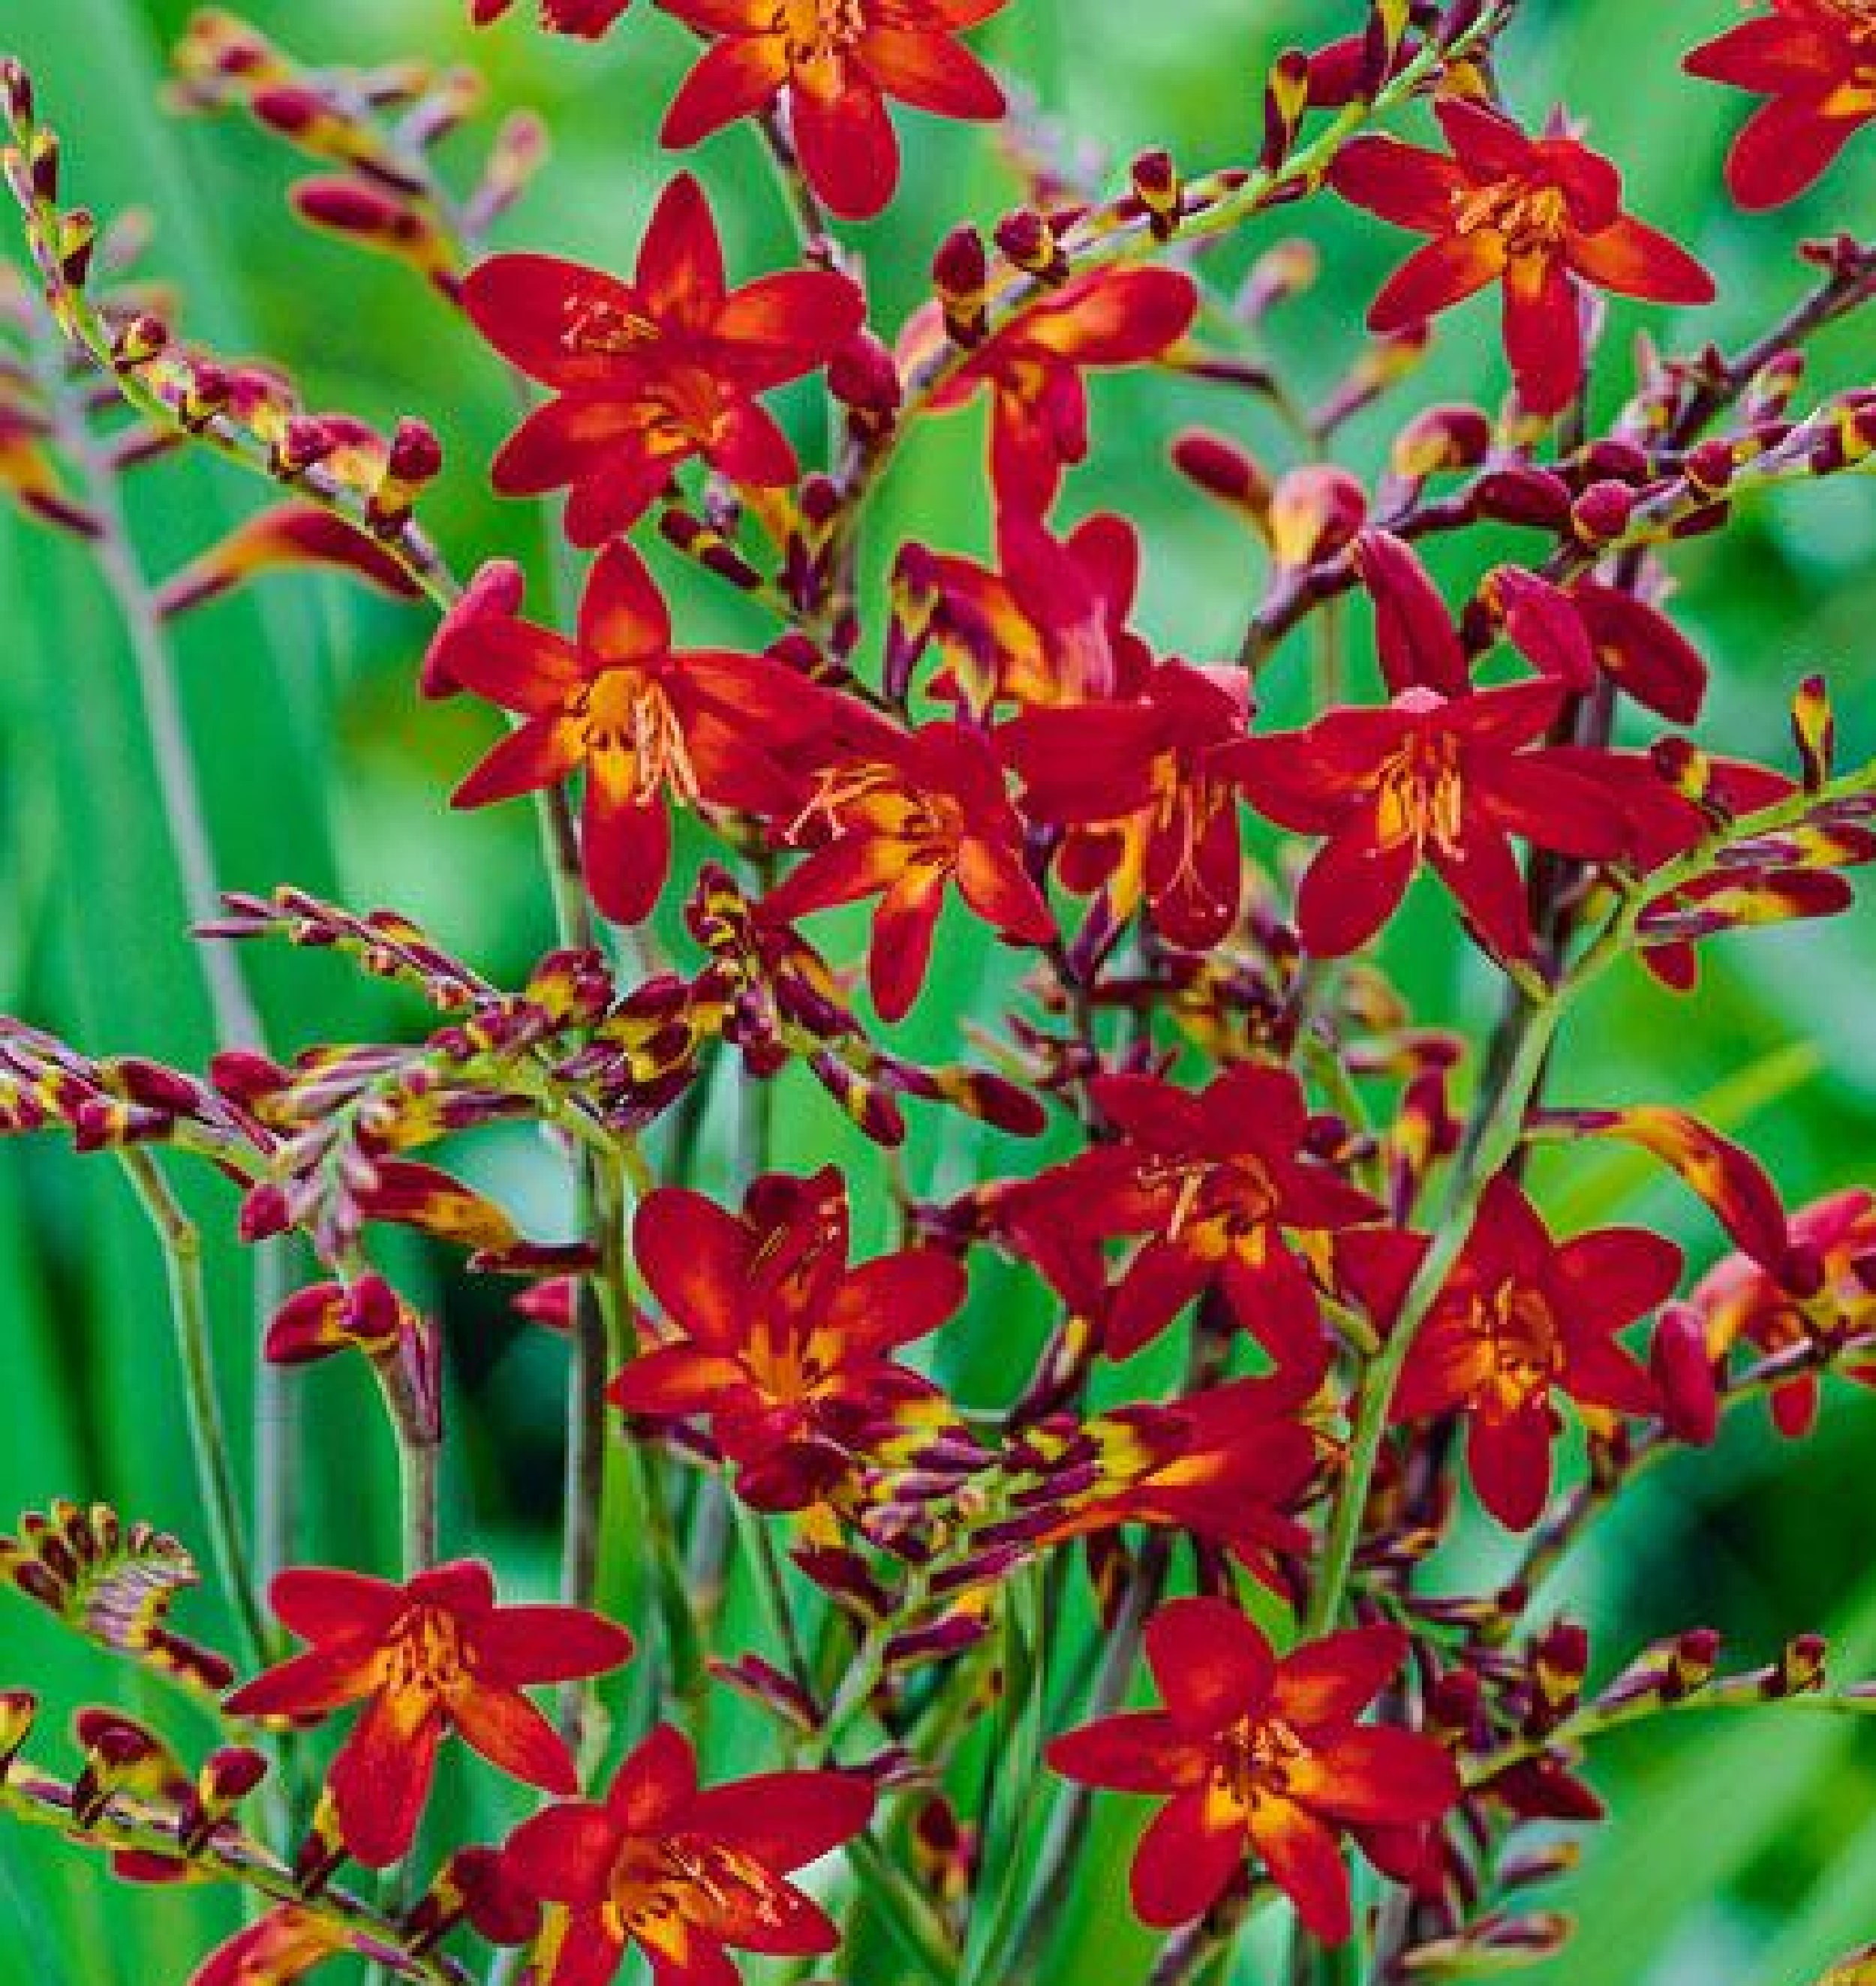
[1665,1627,1722,1700]
[1261,49,1312,171]
[932,226,990,346]
[1571,478,1640,547]
[1390,402,1492,482]
[368,416,444,532]
[0,1690,35,1780]
[1528,1622,1589,1731]
[994,207,1068,286]
[1267,464,1367,568]
[1773,1633,1828,1696]
[1793,674,1837,792]
[1171,428,1273,523]
[1130,149,1181,239]
[1236,239,1319,323]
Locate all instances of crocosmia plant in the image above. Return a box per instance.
[9,2,1876,1981]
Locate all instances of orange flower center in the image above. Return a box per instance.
[773,0,867,75]
[798,763,963,866]
[573,669,699,807]
[377,1606,469,1699]
[603,1837,789,1951]
[1374,730,1466,855]
[744,1312,837,1405]
[561,294,661,357]
[1467,1278,1562,1414]
[1144,1155,1279,1255]
[1451,177,1570,260]
[1216,1714,1312,1810]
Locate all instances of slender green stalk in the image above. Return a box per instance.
[1463,1678,1876,1789]
[117,1150,267,1666]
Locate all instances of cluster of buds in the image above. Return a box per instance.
[0,1505,233,1696]
[170,9,546,299]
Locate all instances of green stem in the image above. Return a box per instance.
[0,1767,469,1985]
[1463,1678,1876,1790]
[117,1151,267,1668]
[1306,998,1564,1638]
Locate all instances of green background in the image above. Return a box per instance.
[2,0,1876,1980]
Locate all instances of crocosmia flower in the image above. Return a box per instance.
[224,1561,633,1867]
[919,267,1199,512]
[1024,1065,1381,1369]
[1687,2,1876,209]
[612,1172,966,1508]
[1330,100,1714,413]
[1393,1176,1676,1530]
[464,173,865,543]
[1228,681,1628,962]
[1691,1186,1876,1437]
[765,719,1054,1022]
[660,1,1012,221]
[1045,1599,1459,1942]
[927,510,1148,712]
[504,1723,874,1986]
[440,539,832,925]
[1009,656,1252,951]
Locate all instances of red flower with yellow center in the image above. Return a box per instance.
[1691,1187,1876,1437]
[1026,1065,1381,1371]
[1393,1176,1676,1530]
[1330,100,1713,413]
[918,266,1200,512]
[611,1171,966,1509]
[1009,656,1252,951]
[764,719,1054,1022]
[440,539,833,926]
[660,0,1012,221]
[927,510,1149,713]
[1688,1,1876,208]
[1228,681,1628,962]
[504,1723,873,1986]
[224,1561,633,1867]
[464,173,864,544]
[997,1375,1321,1586]
[1045,1600,1458,1942]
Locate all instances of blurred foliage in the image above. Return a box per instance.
[2,0,1876,1981]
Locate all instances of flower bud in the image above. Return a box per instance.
[994,207,1067,286]
[1652,1303,1721,1446]
[932,227,989,346]
[1171,428,1273,521]
[1130,149,1181,239]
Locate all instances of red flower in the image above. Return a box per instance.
[1393,1176,1676,1530]
[440,539,832,924]
[1045,1600,1458,1942]
[472,0,633,29]
[224,1561,633,1867]
[1691,1187,1876,1437]
[660,1,1012,221]
[764,719,1055,1022]
[464,174,864,544]
[1687,2,1876,209]
[1009,656,1252,951]
[504,1723,873,1986]
[1330,100,1713,413]
[611,1171,965,1508]
[927,510,1149,713]
[1228,681,1628,962]
[1026,1066,1380,1370]
[919,266,1199,512]
[997,1375,1321,1585]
